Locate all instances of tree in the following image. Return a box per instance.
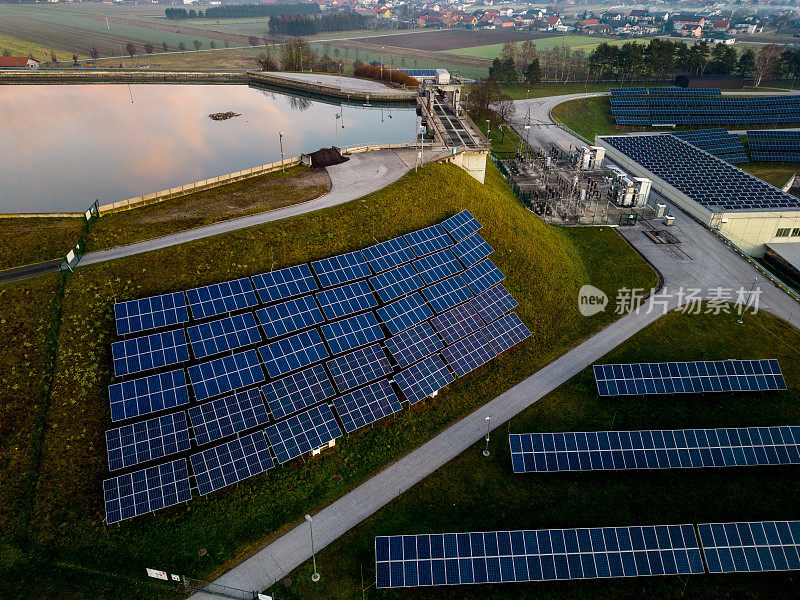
[73,54,79,66]
[89,46,98,60]
[519,40,536,72]
[178,42,186,53]
[193,40,202,52]
[494,98,515,140]
[2,48,11,57]
[754,44,781,87]
[256,49,279,71]
[707,43,737,74]
[50,51,58,65]
[780,49,800,84]
[589,42,618,81]
[737,48,756,78]
[524,58,541,84]
[210,41,216,50]
[125,42,136,59]
[464,77,508,122]
[248,36,259,48]
[162,41,168,53]
[500,40,517,63]
[144,43,154,56]
[281,37,315,71]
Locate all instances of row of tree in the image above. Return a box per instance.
[268,13,372,36]
[165,3,319,20]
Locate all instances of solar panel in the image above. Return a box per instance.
[376,292,434,335]
[441,210,482,242]
[186,277,259,320]
[422,274,474,314]
[321,311,385,355]
[593,359,786,397]
[311,250,372,288]
[186,312,262,360]
[103,459,191,524]
[441,331,497,378]
[698,521,800,573]
[394,354,454,404]
[109,368,190,422]
[509,426,800,474]
[362,236,416,273]
[114,292,188,336]
[430,303,485,345]
[384,321,445,368]
[111,329,189,378]
[106,412,190,471]
[748,130,800,141]
[190,431,274,495]
[369,263,425,303]
[482,312,531,354]
[261,363,335,419]
[265,403,342,464]
[332,379,402,433]
[461,259,505,296]
[375,524,704,588]
[404,224,453,257]
[251,264,318,304]
[315,280,378,320]
[187,388,269,446]
[255,294,325,339]
[258,329,330,378]
[187,349,265,402]
[413,249,462,285]
[451,233,493,268]
[469,284,518,324]
[327,343,393,392]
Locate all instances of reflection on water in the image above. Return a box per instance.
[0,84,415,213]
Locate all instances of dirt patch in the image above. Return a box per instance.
[362,29,557,51]
[310,147,349,168]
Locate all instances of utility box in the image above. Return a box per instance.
[665,215,675,226]
[632,177,652,206]
[589,146,606,168]
[655,203,667,218]
[435,69,450,85]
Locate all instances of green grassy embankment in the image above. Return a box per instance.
[272,308,800,600]
[0,161,656,599]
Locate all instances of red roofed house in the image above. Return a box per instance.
[0,56,39,70]
[546,15,561,27]
[713,19,730,31]
[577,18,599,27]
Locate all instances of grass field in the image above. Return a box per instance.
[446,35,638,59]
[0,161,656,599]
[0,32,85,62]
[739,162,798,190]
[269,307,800,599]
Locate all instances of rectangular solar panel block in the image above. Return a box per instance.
[413,249,463,286]
[362,236,416,273]
[482,313,531,354]
[321,311,385,355]
[430,302,485,345]
[186,277,259,320]
[255,294,325,339]
[376,292,434,335]
[109,368,190,422]
[327,343,393,392]
[368,262,425,303]
[114,292,188,336]
[251,264,318,304]
[106,412,190,471]
[452,233,493,268]
[470,284,518,324]
[186,312,262,360]
[190,431,274,495]
[103,459,191,524]
[376,524,703,588]
[265,403,342,464]
[441,330,497,378]
[441,210,482,242]
[332,379,402,433]
[394,354,454,404]
[422,274,474,314]
[462,259,505,296]
[312,250,372,288]
[112,329,189,378]
[187,388,269,446]
[261,363,336,419]
[258,329,330,378]
[315,280,378,320]
[404,224,453,257]
[187,348,265,402]
[699,521,800,573]
[384,321,445,368]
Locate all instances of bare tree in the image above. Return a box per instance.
[89,46,98,60]
[178,42,186,53]
[754,44,781,87]
[144,43,154,56]
[50,50,58,65]
[161,41,168,53]
[72,54,79,66]
[210,41,216,49]
[248,36,259,48]
[494,98,516,141]
[125,42,136,59]
[193,40,202,52]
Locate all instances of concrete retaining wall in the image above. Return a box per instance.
[247,71,415,103]
[0,70,248,85]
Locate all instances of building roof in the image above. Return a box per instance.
[766,242,800,273]
[0,56,37,67]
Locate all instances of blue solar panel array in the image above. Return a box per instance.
[190,431,274,495]
[327,343,393,392]
[452,233,493,268]
[188,349,265,401]
[259,329,329,378]
[430,303,485,345]
[103,459,191,524]
[255,295,324,339]
[404,224,452,256]
[106,412,190,471]
[321,311,385,355]
[441,209,482,242]
[111,329,189,378]
[261,363,335,419]
[748,130,800,163]
[377,292,434,335]
[384,321,445,368]
[187,312,262,360]
[462,259,505,296]
[316,280,378,320]
[422,274,474,314]
[109,369,190,422]
[594,359,786,397]
[251,264,318,304]
[186,277,258,320]
[362,236,416,273]
[369,262,425,303]
[114,292,188,336]
[265,404,342,464]
[510,426,800,474]
[376,524,704,588]
[699,521,800,573]
[599,134,800,212]
[311,250,371,288]
[187,388,269,446]
[394,354,454,404]
[332,379,402,433]
[413,249,462,285]
[671,129,748,164]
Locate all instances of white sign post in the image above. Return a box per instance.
[146,568,168,581]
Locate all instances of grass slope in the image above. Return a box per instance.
[445,35,634,59]
[0,217,84,271]
[272,308,800,599]
[1,162,655,599]
[0,32,86,61]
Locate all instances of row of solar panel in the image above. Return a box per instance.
[113,210,482,336]
[610,87,722,96]
[750,151,800,163]
[611,99,800,108]
[509,426,800,473]
[748,140,800,152]
[375,521,800,588]
[747,130,800,141]
[615,115,800,125]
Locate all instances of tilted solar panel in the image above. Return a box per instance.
[369,263,425,304]
[376,524,703,588]
[190,430,274,495]
[462,259,505,296]
[251,264,318,304]
[469,284,518,324]
[312,250,372,288]
[103,459,191,524]
[451,233,493,268]
[187,312,262,360]
[186,277,259,320]
[394,353,454,404]
[321,311,385,355]
[362,236,416,273]
[111,329,189,378]
[422,274,474,314]
[261,363,335,419]
[187,388,269,446]
[441,330,497,378]
[114,292,188,336]
[106,412,190,471]
[255,294,325,339]
[482,312,531,354]
[265,403,342,464]
[315,280,378,320]
[327,343,393,392]
[258,329,330,378]
[430,302,485,345]
[698,521,800,573]
[404,224,453,257]
[376,292,434,335]
[384,321,445,368]
[441,210,482,242]
[413,248,462,285]
[332,379,402,433]
[109,368,190,422]
[187,348,265,402]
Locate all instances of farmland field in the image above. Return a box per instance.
[0,32,86,62]
[362,29,559,51]
[447,35,641,59]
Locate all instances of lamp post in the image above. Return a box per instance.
[738,277,757,325]
[279,131,285,172]
[305,514,320,582]
[483,416,491,457]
